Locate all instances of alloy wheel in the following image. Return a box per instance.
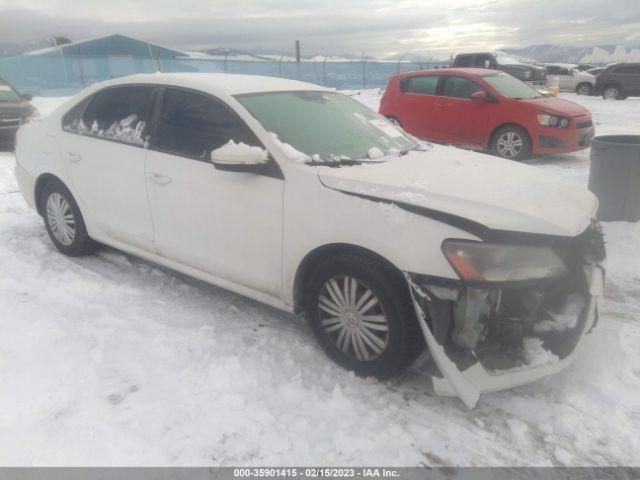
[604,87,619,99]
[46,192,76,246]
[317,275,390,361]
[577,85,591,95]
[496,131,524,158]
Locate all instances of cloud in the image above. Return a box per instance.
[0,0,639,57]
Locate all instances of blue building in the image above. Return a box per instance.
[0,34,191,95]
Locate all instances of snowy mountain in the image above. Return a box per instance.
[503,44,640,64]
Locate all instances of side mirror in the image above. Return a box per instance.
[211,140,269,173]
[22,93,33,101]
[470,91,487,104]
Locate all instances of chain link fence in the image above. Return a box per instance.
[0,54,449,96]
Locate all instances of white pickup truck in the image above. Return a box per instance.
[544,63,596,95]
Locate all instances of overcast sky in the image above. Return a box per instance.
[1,0,639,57]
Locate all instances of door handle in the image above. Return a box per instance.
[65,151,82,163]
[148,172,172,186]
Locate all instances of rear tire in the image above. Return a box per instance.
[41,179,96,256]
[304,251,423,379]
[491,125,532,161]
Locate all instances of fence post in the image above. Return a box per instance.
[77,56,86,87]
[396,55,404,74]
[278,55,283,77]
[323,55,328,85]
[224,51,228,72]
[362,53,367,90]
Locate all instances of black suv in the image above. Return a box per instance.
[0,78,36,149]
[594,63,640,100]
[452,52,547,85]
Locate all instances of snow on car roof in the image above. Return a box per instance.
[91,72,332,96]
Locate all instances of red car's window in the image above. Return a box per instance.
[442,76,485,100]
[404,76,439,95]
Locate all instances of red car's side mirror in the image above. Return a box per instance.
[470,91,487,104]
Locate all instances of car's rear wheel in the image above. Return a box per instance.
[491,125,531,160]
[603,86,623,100]
[41,180,96,256]
[575,83,593,96]
[305,251,423,379]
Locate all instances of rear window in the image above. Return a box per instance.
[404,75,439,95]
[81,86,153,146]
[455,55,474,67]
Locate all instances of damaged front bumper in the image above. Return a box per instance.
[405,259,605,409]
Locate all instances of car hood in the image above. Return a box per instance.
[317,145,598,238]
[0,100,34,117]
[518,96,589,117]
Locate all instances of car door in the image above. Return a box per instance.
[620,65,640,95]
[557,67,575,90]
[144,87,284,297]
[433,75,491,146]
[546,66,562,88]
[61,85,155,251]
[395,74,441,141]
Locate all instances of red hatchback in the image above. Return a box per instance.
[379,68,595,160]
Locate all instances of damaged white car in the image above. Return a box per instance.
[14,73,606,408]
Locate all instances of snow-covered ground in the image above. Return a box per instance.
[0,92,639,466]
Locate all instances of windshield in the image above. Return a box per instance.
[236,91,416,162]
[0,82,22,103]
[483,73,543,100]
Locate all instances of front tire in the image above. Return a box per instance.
[603,85,623,100]
[305,252,423,379]
[41,179,96,256]
[575,83,593,96]
[491,125,531,160]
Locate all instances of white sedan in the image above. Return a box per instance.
[14,73,605,407]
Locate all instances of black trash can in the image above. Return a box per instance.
[588,135,640,222]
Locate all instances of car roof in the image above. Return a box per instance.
[608,62,640,67]
[85,72,332,96]
[397,68,503,78]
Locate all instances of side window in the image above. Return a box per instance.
[62,97,91,133]
[156,88,261,160]
[474,55,492,68]
[442,76,485,99]
[546,66,560,75]
[404,76,439,95]
[81,86,153,146]
[612,66,639,74]
[558,67,572,76]
[456,56,474,67]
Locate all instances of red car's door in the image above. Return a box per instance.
[395,74,442,141]
[433,75,491,146]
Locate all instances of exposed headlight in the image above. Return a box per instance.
[442,240,566,283]
[537,113,569,128]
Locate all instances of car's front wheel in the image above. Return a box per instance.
[41,179,96,256]
[575,83,593,96]
[305,252,423,379]
[491,125,531,160]
[603,85,623,100]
